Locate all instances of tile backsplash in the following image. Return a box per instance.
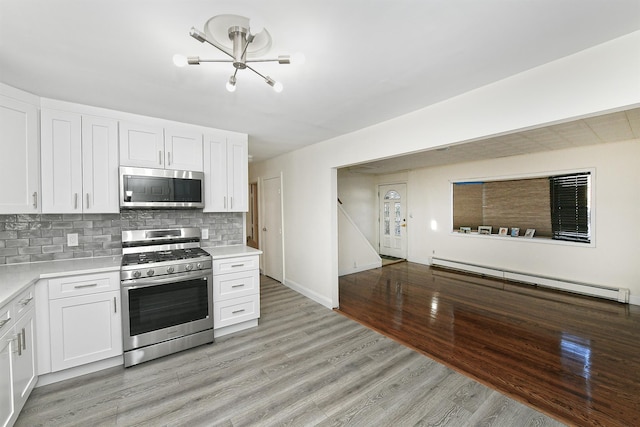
[0,210,243,265]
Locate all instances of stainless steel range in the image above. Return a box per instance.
[120,227,213,367]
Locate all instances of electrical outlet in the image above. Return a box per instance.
[67,233,79,247]
[201,228,209,240]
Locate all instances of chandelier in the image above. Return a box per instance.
[173,14,303,93]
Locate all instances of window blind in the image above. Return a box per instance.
[550,173,591,243]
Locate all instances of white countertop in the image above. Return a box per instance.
[0,256,122,306]
[204,245,262,259]
[0,246,261,307]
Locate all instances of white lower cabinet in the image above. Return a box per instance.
[0,284,37,427]
[213,255,260,335]
[40,272,122,373]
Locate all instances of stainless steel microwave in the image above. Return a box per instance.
[119,166,204,209]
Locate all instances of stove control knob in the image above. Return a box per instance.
[147,269,155,276]
[133,271,141,279]
[167,266,175,274]
[185,264,193,271]
[196,262,202,269]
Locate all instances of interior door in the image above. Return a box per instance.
[262,176,283,282]
[247,182,259,249]
[379,183,407,259]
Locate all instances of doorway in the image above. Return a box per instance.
[262,176,284,282]
[246,182,259,249]
[378,183,407,259]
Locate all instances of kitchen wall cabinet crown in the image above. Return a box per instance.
[120,121,204,172]
[0,85,40,214]
[204,132,249,212]
[41,108,120,214]
[0,284,37,427]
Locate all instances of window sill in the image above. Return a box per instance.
[450,231,594,248]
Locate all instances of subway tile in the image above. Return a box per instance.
[6,239,29,248]
[52,222,74,229]
[92,249,113,257]
[0,215,17,222]
[62,214,83,221]
[0,248,18,256]
[73,220,93,228]
[73,251,93,259]
[42,245,64,254]
[0,231,17,239]
[30,237,53,246]
[52,237,66,245]
[94,235,112,243]
[17,229,41,239]
[6,255,30,264]
[83,242,104,251]
[53,252,74,260]
[41,214,63,221]
[41,229,64,238]
[5,222,29,230]
[31,253,55,262]
[18,247,42,255]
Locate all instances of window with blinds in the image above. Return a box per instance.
[550,172,591,243]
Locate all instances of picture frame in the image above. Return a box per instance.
[459,227,471,234]
[524,228,536,238]
[498,227,508,236]
[511,227,520,237]
[478,226,492,235]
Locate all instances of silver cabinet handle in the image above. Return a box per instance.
[19,296,33,307]
[114,297,117,313]
[232,309,246,314]
[231,284,245,288]
[21,328,26,351]
[167,152,171,165]
[74,193,78,209]
[231,264,245,268]
[230,196,233,209]
[16,332,22,356]
[32,192,38,209]
[159,150,163,165]
[0,318,10,330]
[74,283,98,289]
[86,193,90,209]
[223,196,227,209]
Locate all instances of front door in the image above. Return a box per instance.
[262,176,283,282]
[379,183,407,259]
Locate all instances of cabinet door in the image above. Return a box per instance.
[165,128,203,172]
[119,121,165,168]
[41,109,83,213]
[49,291,122,372]
[0,95,40,213]
[12,310,37,409]
[82,116,119,213]
[203,136,229,212]
[0,328,16,427]
[227,135,249,212]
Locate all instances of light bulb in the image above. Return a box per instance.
[273,81,283,93]
[172,54,188,67]
[226,76,237,92]
[250,17,265,35]
[290,52,306,65]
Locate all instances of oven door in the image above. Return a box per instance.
[121,270,213,351]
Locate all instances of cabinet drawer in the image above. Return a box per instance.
[214,270,259,302]
[48,272,119,299]
[214,294,260,329]
[212,255,259,275]
[12,285,35,319]
[0,302,12,335]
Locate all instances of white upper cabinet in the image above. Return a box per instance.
[204,132,248,212]
[41,109,119,213]
[119,121,164,169]
[120,121,203,171]
[0,91,40,214]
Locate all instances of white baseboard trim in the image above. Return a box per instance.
[339,261,382,277]
[284,278,333,310]
[432,257,630,304]
[630,294,640,306]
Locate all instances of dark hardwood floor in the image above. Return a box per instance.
[337,262,640,427]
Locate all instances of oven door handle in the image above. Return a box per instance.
[121,270,211,288]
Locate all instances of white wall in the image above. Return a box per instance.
[407,140,640,294]
[249,31,640,308]
[337,170,378,247]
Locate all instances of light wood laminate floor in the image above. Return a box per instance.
[17,275,563,426]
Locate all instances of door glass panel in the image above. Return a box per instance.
[384,202,390,235]
[395,202,401,236]
[384,190,400,200]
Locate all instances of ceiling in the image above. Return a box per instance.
[1,0,639,165]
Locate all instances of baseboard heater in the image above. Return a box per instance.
[431,257,630,303]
